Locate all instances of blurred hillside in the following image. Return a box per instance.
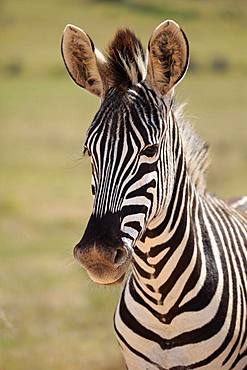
[0,1,246,370]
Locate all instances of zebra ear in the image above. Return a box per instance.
[146,20,189,96]
[61,24,105,97]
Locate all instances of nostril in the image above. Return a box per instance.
[114,246,127,266]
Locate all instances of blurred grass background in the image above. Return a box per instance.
[0,1,246,369]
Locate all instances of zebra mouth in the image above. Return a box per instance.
[101,273,126,285]
[85,263,129,285]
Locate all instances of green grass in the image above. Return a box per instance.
[0,1,246,369]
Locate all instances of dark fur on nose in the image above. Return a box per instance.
[74,213,128,268]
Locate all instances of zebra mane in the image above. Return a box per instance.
[174,104,210,193]
[104,29,146,88]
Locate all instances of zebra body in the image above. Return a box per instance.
[115,192,247,369]
[61,20,247,369]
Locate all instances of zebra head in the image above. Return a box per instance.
[61,20,189,284]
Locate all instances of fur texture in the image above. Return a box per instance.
[103,29,146,89]
[62,25,104,96]
[174,104,210,193]
[146,20,189,95]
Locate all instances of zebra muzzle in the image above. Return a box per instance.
[73,242,131,285]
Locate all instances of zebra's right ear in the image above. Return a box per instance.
[61,24,105,97]
[145,20,189,96]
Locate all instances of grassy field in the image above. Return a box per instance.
[0,1,246,370]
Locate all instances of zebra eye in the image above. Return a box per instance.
[141,144,159,157]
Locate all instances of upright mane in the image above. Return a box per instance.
[174,104,210,193]
[104,29,146,88]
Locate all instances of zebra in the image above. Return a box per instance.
[61,20,247,369]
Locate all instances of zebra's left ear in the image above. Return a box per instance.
[145,20,189,96]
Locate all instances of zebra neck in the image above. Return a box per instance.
[131,159,199,321]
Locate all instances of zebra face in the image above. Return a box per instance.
[73,86,173,284]
[61,20,189,284]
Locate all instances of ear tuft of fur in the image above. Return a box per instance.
[61,24,104,96]
[147,20,189,95]
[105,29,146,89]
